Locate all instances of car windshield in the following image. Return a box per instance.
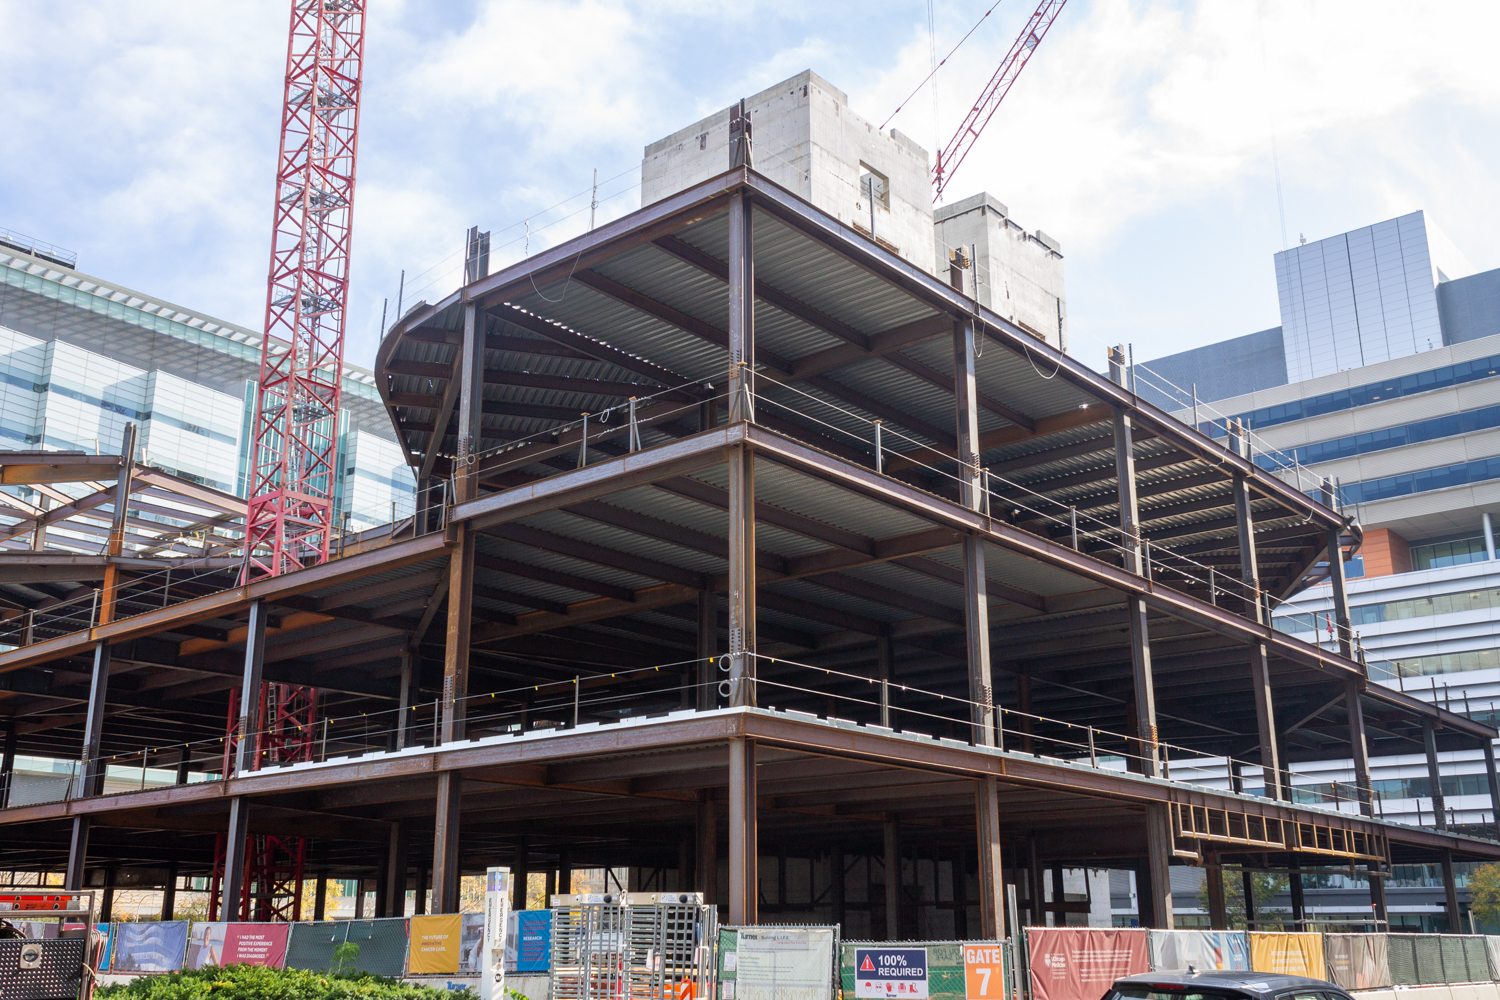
[1108,988,1244,1000]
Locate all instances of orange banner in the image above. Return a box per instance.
[1028,928,1149,1000]
[408,914,463,975]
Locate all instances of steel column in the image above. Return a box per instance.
[697,591,716,711]
[975,776,1005,938]
[222,796,250,920]
[1288,858,1305,928]
[1108,347,1142,576]
[1125,597,1159,777]
[1242,869,1256,931]
[235,601,269,775]
[1322,479,1354,657]
[1424,719,1448,830]
[1234,443,1282,801]
[885,819,901,938]
[64,817,89,891]
[728,736,757,924]
[512,836,530,912]
[433,770,462,913]
[1441,848,1461,931]
[397,650,413,749]
[726,189,756,707]
[0,717,16,808]
[443,538,476,743]
[455,302,484,501]
[1369,868,1387,927]
[1485,741,1500,842]
[696,794,717,903]
[385,822,408,918]
[1134,861,1156,928]
[876,634,893,728]
[314,872,328,921]
[1348,682,1374,817]
[161,862,178,920]
[1142,806,1174,927]
[1028,837,1045,926]
[1205,863,1227,929]
[98,422,137,626]
[80,642,111,796]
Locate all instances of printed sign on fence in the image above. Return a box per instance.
[224,923,290,968]
[963,943,1007,1000]
[458,913,485,975]
[111,920,189,973]
[1149,931,1249,972]
[508,910,552,973]
[1028,928,1149,1000]
[1249,932,1324,978]
[1324,933,1390,990]
[856,948,929,999]
[737,927,836,1000]
[185,923,228,970]
[408,913,463,975]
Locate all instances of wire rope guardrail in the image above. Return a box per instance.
[3,651,1405,827]
[744,365,1372,662]
[0,481,445,651]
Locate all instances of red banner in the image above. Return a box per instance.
[1028,928,1149,1000]
[223,923,290,968]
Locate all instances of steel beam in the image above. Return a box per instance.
[385,822,408,918]
[64,817,89,890]
[696,794,717,903]
[885,818,901,938]
[99,423,137,626]
[80,642,111,796]
[456,302,485,499]
[1441,848,1461,931]
[953,316,994,746]
[234,601,268,775]
[975,777,1005,937]
[1322,480,1354,658]
[1205,862,1226,929]
[442,528,476,743]
[221,796,249,920]
[728,736,756,924]
[697,591,717,711]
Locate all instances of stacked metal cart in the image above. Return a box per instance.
[551,892,716,1000]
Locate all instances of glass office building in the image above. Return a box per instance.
[1277,210,1474,382]
[0,241,412,531]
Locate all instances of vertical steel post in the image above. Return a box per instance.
[877,634,893,728]
[1424,719,1447,830]
[1205,863,1226,929]
[397,649,413,749]
[0,719,15,809]
[385,822,408,918]
[235,602,268,775]
[79,641,111,797]
[99,422,137,626]
[726,189,756,707]
[433,770,462,913]
[873,420,883,473]
[1288,858,1305,928]
[1347,682,1374,817]
[1321,479,1354,658]
[1441,848,1461,931]
[1234,433,1282,802]
[511,836,530,912]
[161,862,178,920]
[728,737,757,924]
[1108,347,1141,576]
[64,818,89,891]
[221,797,250,921]
[1242,870,1257,931]
[1485,741,1500,842]
[696,591,717,711]
[696,794,717,903]
[884,819,901,939]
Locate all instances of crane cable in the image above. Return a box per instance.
[880,0,1007,132]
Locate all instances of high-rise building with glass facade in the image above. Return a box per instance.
[1277,210,1475,382]
[0,240,413,531]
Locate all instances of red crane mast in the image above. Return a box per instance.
[933,0,1067,200]
[245,0,366,580]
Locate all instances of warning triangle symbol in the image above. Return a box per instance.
[860,957,876,972]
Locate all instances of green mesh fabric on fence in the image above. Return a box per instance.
[1413,935,1445,984]
[840,941,1010,1000]
[1383,936,1418,986]
[285,919,409,977]
[1440,936,1467,983]
[1463,937,1490,983]
[286,922,349,971]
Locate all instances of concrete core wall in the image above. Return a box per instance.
[641,70,935,275]
[934,192,1067,352]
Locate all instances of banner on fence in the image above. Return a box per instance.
[854,947,929,999]
[111,920,189,973]
[1028,928,1149,1000]
[1488,937,1500,983]
[1249,932,1323,978]
[507,910,552,973]
[185,923,227,970]
[1149,931,1248,972]
[458,913,485,975]
[1323,933,1390,990]
[224,923,290,968]
[409,913,463,975]
[96,924,112,972]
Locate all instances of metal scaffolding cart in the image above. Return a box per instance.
[552,892,716,1000]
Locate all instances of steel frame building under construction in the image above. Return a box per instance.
[5,165,1500,936]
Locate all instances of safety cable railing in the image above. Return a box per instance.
[450,373,728,501]
[744,364,1374,665]
[0,482,445,651]
[10,652,1457,837]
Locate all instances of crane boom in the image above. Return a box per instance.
[245,0,366,580]
[933,0,1067,200]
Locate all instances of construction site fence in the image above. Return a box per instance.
[31,912,549,978]
[840,939,1015,1000]
[1018,928,1500,1000]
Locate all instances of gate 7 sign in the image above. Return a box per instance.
[855,948,929,999]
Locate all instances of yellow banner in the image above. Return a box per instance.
[408,913,462,975]
[1250,932,1325,978]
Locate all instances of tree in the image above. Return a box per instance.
[1197,870,1291,929]
[1468,863,1500,928]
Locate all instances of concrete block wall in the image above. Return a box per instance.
[641,70,935,274]
[934,192,1068,352]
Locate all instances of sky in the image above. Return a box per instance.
[2,0,1498,373]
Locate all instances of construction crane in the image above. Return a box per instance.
[245,0,366,581]
[217,0,366,923]
[933,0,1067,200]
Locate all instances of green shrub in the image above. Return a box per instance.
[96,963,476,1000]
